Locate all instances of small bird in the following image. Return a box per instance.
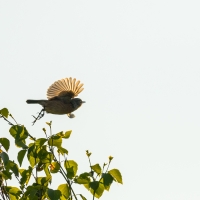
[26,77,85,121]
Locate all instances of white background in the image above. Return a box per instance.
[0,1,200,199]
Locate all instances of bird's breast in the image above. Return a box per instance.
[44,100,75,114]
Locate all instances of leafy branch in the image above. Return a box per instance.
[0,108,123,200]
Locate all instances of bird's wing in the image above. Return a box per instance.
[47,77,84,100]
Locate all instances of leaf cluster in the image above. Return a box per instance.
[0,108,122,200]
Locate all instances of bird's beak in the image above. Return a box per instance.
[82,101,86,103]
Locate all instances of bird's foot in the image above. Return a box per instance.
[32,108,45,125]
[67,113,75,118]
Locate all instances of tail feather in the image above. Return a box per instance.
[26,100,47,106]
[26,100,40,104]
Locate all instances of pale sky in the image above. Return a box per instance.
[0,1,200,199]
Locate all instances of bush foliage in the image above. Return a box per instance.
[0,108,122,200]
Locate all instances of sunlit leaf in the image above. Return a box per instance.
[0,137,10,151]
[19,166,32,185]
[36,176,51,186]
[6,186,22,197]
[63,130,72,139]
[0,108,9,118]
[91,164,102,174]
[35,138,47,147]
[108,169,123,184]
[27,154,39,167]
[9,125,28,148]
[58,184,70,199]
[57,146,68,155]
[48,135,62,147]
[75,173,91,184]
[43,164,51,180]
[84,181,105,199]
[64,160,78,179]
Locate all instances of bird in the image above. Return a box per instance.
[26,77,85,121]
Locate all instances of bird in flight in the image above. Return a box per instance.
[26,77,85,124]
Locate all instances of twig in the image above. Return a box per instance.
[0,114,14,126]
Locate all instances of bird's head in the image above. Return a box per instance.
[71,98,86,110]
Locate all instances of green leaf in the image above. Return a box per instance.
[0,137,10,151]
[43,164,51,179]
[6,186,22,197]
[27,144,40,167]
[2,170,12,180]
[79,194,87,200]
[38,151,53,165]
[47,188,62,200]
[27,154,39,167]
[102,173,114,191]
[18,149,27,166]
[49,162,60,173]
[37,146,52,161]
[9,125,28,148]
[48,135,62,147]
[19,166,32,185]
[35,138,47,147]
[56,130,72,139]
[63,130,72,139]
[9,161,19,177]
[90,181,99,191]
[64,160,78,179]
[36,176,51,186]
[24,185,39,199]
[0,108,9,118]
[8,194,18,200]
[9,125,29,140]
[91,164,102,174]
[58,184,70,199]
[85,181,105,199]
[75,173,91,184]
[0,151,9,166]
[108,169,123,184]
[27,143,36,156]
[92,182,104,198]
[57,146,68,155]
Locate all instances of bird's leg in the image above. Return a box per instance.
[67,113,75,118]
[32,108,45,125]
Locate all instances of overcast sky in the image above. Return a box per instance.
[0,1,200,199]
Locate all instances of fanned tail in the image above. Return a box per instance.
[47,77,84,99]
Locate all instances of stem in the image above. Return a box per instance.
[9,114,18,124]
[93,190,96,200]
[0,114,14,126]
[105,161,111,173]
[49,146,78,200]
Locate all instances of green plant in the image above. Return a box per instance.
[0,108,122,200]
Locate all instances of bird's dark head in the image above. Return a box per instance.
[71,98,86,110]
